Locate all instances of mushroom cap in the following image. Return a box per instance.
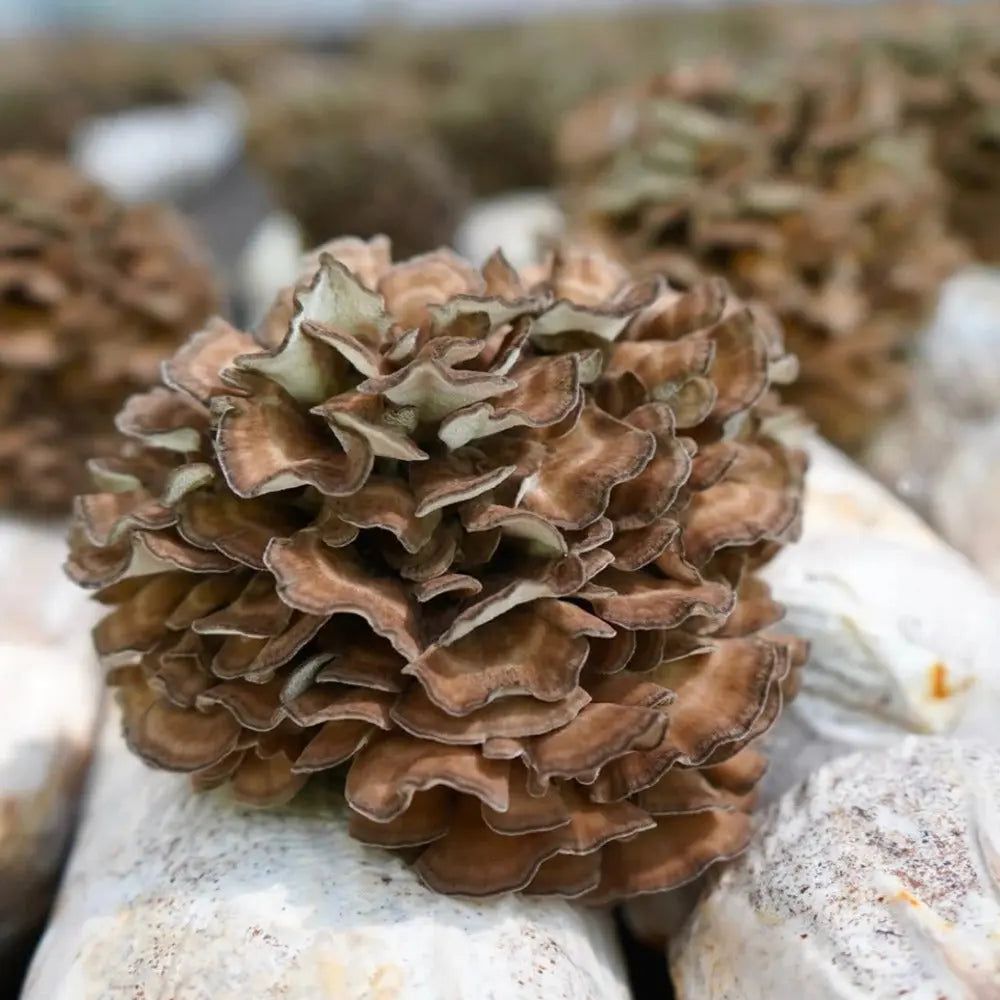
[68,236,806,901]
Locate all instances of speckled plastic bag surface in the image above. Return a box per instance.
[23,712,632,1000]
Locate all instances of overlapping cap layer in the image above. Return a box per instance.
[68,236,806,901]
[557,57,966,452]
[0,153,218,511]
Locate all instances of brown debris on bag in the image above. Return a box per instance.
[0,154,219,513]
[67,235,807,902]
[557,55,967,453]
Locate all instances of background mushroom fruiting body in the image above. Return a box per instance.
[0,154,219,513]
[360,7,806,197]
[884,34,1000,264]
[67,236,806,902]
[557,55,966,454]
[361,19,660,197]
[244,55,470,258]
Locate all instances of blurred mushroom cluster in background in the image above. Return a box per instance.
[1,2,1000,999]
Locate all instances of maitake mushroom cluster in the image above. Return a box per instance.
[67,236,806,901]
[887,35,1000,262]
[0,154,218,512]
[557,57,965,452]
[245,56,469,257]
[361,9,778,196]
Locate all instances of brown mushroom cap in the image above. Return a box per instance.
[68,236,806,901]
[0,153,219,512]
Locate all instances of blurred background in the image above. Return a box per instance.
[4,0,992,316]
[0,0,858,35]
